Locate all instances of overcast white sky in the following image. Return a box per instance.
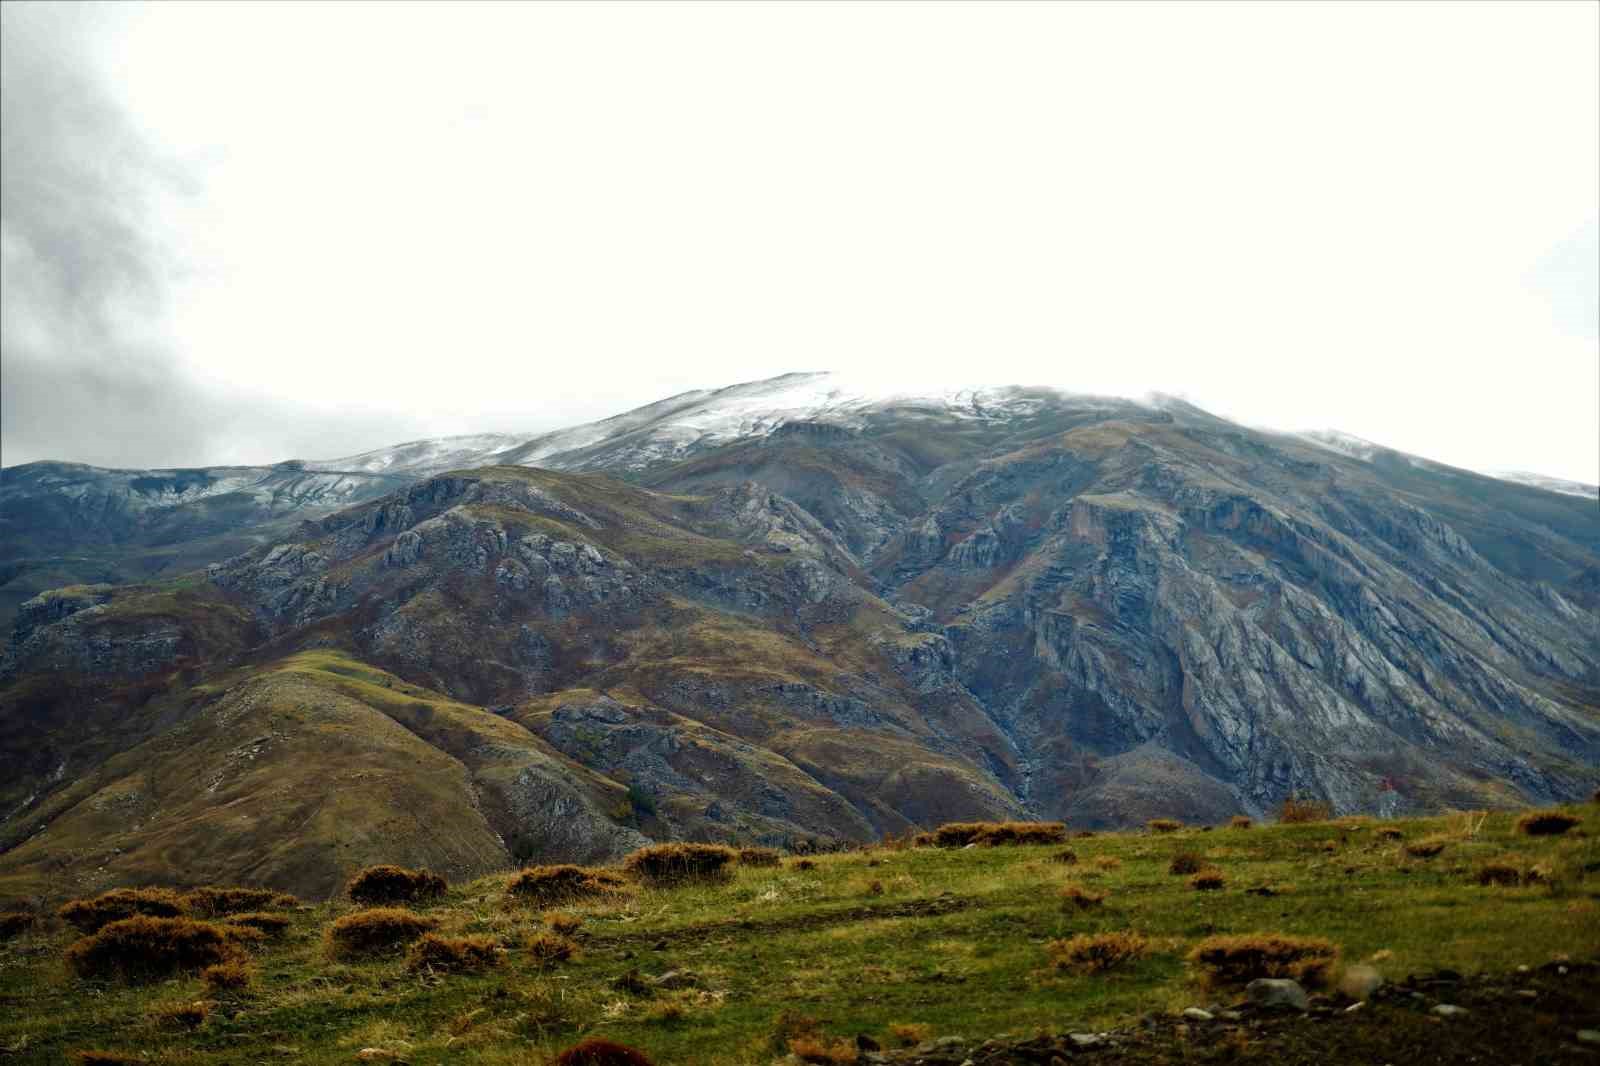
[2,1,1597,481]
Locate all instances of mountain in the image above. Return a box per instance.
[2,373,1597,900]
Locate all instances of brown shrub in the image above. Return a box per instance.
[200,958,253,991]
[1516,811,1581,837]
[1278,796,1332,824]
[150,999,210,1029]
[407,933,500,973]
[1229,816,1253,830]
[914,821,1068,848]
[790,1035,859,1064]
[1059,883,1107,910]
[1169,852,1205,875]
[345,865,446,906]
[623,843,738,885]
[544,911,584,936]
[506,864,626,908]
[1046,931,1149,973]
[738,846,783,867]
[58,888,186,933]
[0,911,36,940]
[223,912,291,936]
[180,886,295,917]
[1093,856,1123,871]
[1475,862,1522,887]
[1190,869,1227,891]
[65,916,237,981]
[770,1010,822,1053]
[325,907,437,958]
[1375,826,1404,841]
[551,1038,657,1066]
[1188,933,1340,988]
[792,859,818,871]
[1404,836,1448,859]
[1146,819,1183,834]
[888,1022,931,1047]
[524,931,578,964]
[1050,848,1078,865]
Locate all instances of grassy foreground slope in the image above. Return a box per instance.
[1,805,1597,1064]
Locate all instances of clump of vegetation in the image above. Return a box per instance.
[1146,819,1183,834]
[72,1052,144,1066]
[1190,868,1227,891]
[792,859,818,871]
[888,1023,931,1047]
[506,864,626,908]
[624,844,737,886]
[915,821,1068,848]
[65,916,238,982]
[200,958,253,992]
[149,999,210,1029]
[544,911,584,936]
[0,910,36,940]
[1229,815,1253,830]
[1168,852,1204,875]
[1375,826,1404,841]
[524,931,579,964]
[1404,836,1449,859]
[1516,811,1581,837]
[738,846,783,867]
[1093,855,1123,871]
[58,888,186,934]
[1059,883,1107,910]
[345,865,447,906]
[789,1034,859,1063]
[1278,796,1332,824]
[1187,933,1340,987]
[325,907,438,958]
[551,1038,657,1065]
[223,912,290,936]
[1049,848,1078,865]
[1046,931,1149,973]
[1475,861,1523,887]
[406,933,500,973]
[180,886,296,917]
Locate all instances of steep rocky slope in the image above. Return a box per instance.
[2,376,1596,899]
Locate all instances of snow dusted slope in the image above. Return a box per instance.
[1489,472,1600,500]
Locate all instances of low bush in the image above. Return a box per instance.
[1169,852,1204,875]
[59,888,186,934]
[1516,811,1581,837]
[914,821,1068,848]
[1146,819,1183,834]
[1475,861,1522,887]
[180,886,296,916]
[223,912,290,936]
[524,931,578,964]
[506,865,627,908]
[72,1052,144,1066]
[551,1038,657,1066]
[738,846,783,867]
[1188,933,1339,988]
[792,859,818,871]
[1050,848,1078,865]
[1046,931,1149,973]
[789,1035,860,1064]
[200,958,253,992]
[1404,836,1448,859]
[325,908,438,958]
[407,933,500,973]
[1229,816,1253,830]
[1278,796,1332,824]
[1190,869,1227,891]
[345,865,446,906]
[1059,883,1107,910]
[1375,826,1404,841]
[0,911,36,940]
[65,916,238,981]
[888,1022,931,1047]
[544,911,584,936]
[1093,856,1123,871]
[623,844,738,886]
[149,999,210,1029]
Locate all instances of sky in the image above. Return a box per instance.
[2,1,1597,482]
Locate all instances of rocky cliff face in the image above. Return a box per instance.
[2,378,1596,899]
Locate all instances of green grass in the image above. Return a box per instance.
[1,806,1596,1064]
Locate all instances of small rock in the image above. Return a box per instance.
[1344,1001,1365,1013]
[650,970,701,990]
[1514,989,1538,999]
[651,939,668,951]
[1182,1007,1215,1021]
[1577,1030,1600,1046]
[931,1036,966,1050]
[1340,963,1383,1000]
[1246,978,1310,1012]
[1219,1010,1244,1021]
[1432,1004,1468,1018]
[1068,1033,1104,1049]
[855,1033,881,1052]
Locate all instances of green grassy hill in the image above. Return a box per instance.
[2,804,1596,1064]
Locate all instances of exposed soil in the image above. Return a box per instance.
[865,960,1600,1065]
